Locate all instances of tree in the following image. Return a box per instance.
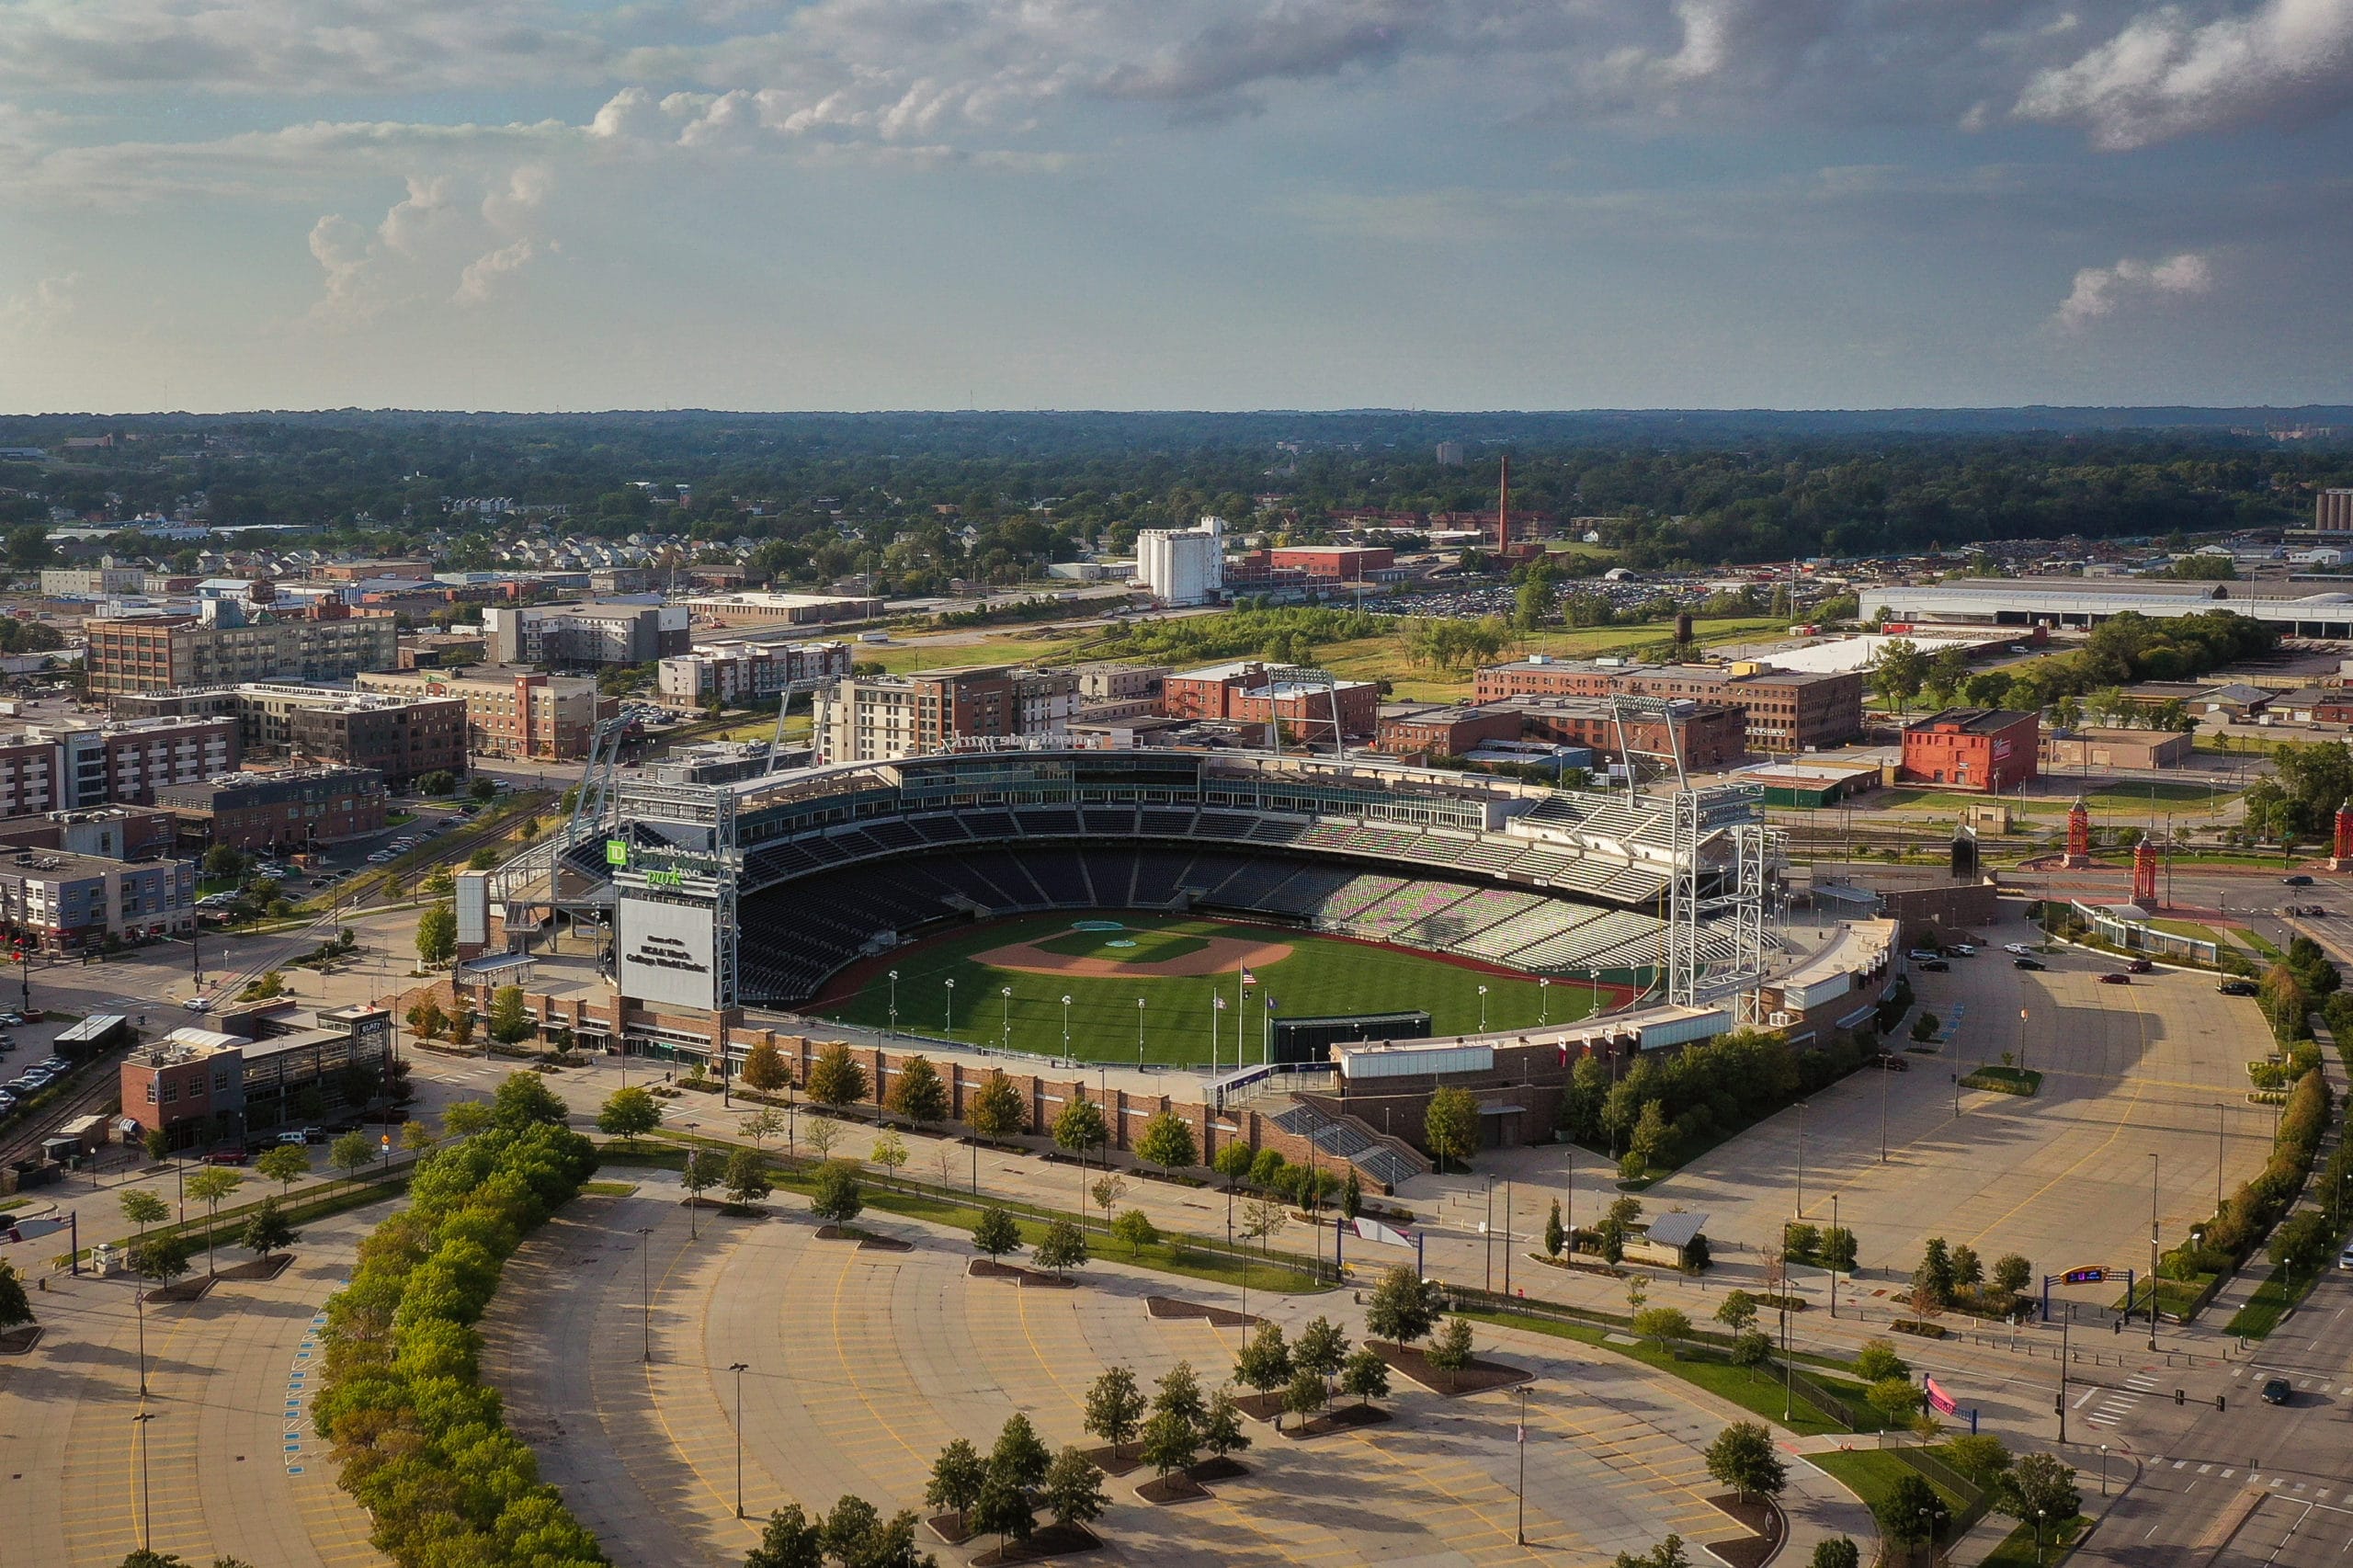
[870,1130,908,1181]
[1234,1321,1292,1406]
[1995,1451,2083,1533]
[1915,1236,1956,1307]
[1040,1448,1108,1532]
[1153,1358,1206,1433]
[119,1187,169,1238]
[1083,1367,1146,1458]
[810,1160,863,1224]
[1202,1390,1251,1461]
[740,1107,787,1149]
[723,1147,773,1208]
[442,1100,492,1138]
[0,1262,31,1333]
[488,984,532,1044]
[1339,1346,1390,1411]
[1872,639,1928,713]
[1138,1407,1199,1477]
[407,998,447,1041]
[1034,1218,1087,1277]
[1633,1307,1693,1358]
[991,1413,1053,1492]
[1111,1209,1158,1256]
[806,1042,869,1111]
[1822,1225,1859,1273]
[597,1085,663,1147]
[1853,1337,1909,1382]
[1543,1198,1564,1258]
[1283,1366,1327,1428]
[972,1207,1022,1259]
[925,1440,986,1533]
[1340,1166,1362,1221]
[1423,1086,1479,1172]
[185,1166,243,1276]
[1366,1265,1439,1346]
[1212,1142,1256,1187]
[965,1071,1027,1142]
[1134,1110,1197,1176]
[415,903,457,966]
[142,1128,169,1163]
[1715,1290,1759,1335]
[805,1117,842,1162]
[492,1069,567,1128]
[1866,1377,1925,1426]
[970,1471,1034,1555]
[129,1235,191,1286]
[238,1198,299,1260]
[745,1503,825,1568]
[1294,1315,1349,1400]
[254,1143,310,1196]
[1240,1194,1288,1260]
[448,1004,477,1050]
[1088,1172,1127,1232]
[470,775,498,803]
[1732,1330,1773,1380]
[884,1055,948,1126]
[1809,1540,1861,1568]
[1703,1421,1788,1503]
[742,1038,792,1095]
[1946,1434,2012,1489]
[1875,1472,1948,1549]
[1992,1253,2033,1304]
[1612,1535,1693,1568]
[681,1148,721,1223]
[1427,1317,1476,1392]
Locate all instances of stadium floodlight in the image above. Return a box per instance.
[1478,984,1489,1032]
[1539,977,1550,1025]
[1001,986,1013,1050]
[1137,996,1146,1065]
[888,970,900,1039]
[1061,994,1073,1057]
[944,977,955,1036]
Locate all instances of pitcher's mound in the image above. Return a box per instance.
[972,932,1293,978]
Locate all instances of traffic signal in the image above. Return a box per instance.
[2175,1388,2185,1405]
[2216,1395,2225,1412]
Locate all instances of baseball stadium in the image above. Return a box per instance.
[508,743,1784,1071]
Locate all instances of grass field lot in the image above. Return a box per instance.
[817,912,1599,1066]
[1873,781,2232,817]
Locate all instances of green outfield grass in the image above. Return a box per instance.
[817,912,1608,1067]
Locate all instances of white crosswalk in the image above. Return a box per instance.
[2084,1369,2159,1429]
[2147,1456,2344,1501]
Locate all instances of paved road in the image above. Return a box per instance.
[483,1170,1874,1568]
[0,1209,389,1568]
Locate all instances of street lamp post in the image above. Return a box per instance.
[135,1287,149,1395]
[2148,1153,2161,1350]
[2099,1444,2109,1497]
[1483,1176,1495,1291]
[1060,994,1072,1061]
[1795,1099,1808,1219]
[1880,1056,1890,1163]
[637,1225,655,1363]
[1539,977,1550,1026]
[729,1361,750,1517]
[1136,996,1145,1066]
[1000,986,1012,1051]
[1515,1386,1529,1546]
[131,1411,157,1552]
[1829,1192,1840,1318]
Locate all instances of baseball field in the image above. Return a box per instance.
[812,912,1620,1068]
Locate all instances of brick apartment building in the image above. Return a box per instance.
[1899,709,2040,791]
[656,640,855,708]
[814,665,1080,764]
[154,767,390,853]
[1374,705,1525,757]
[82,606,399,699]
[1162,661,1381,744]
[0,717,241,814]
[1472,657,1863,753]
[115,684,469,787]
[119,1003,392,1149]
[354,667,612,761]
[1495,696,1749,768]
[1232,545,1398,582]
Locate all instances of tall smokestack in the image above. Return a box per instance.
[1497,455,1510,555]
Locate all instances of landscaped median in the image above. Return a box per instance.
[595,1134,1333,1296]
[311,1072,606,1568]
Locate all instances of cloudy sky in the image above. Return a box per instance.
[2,0,2349,414]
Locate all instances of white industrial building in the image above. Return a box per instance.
[1136,517,1225,607]
[1859,577,2353,639]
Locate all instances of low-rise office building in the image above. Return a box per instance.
[1495,695,1749,768]
[83,605,399,698]
[119,1003,393,1149]
[0,846,196,952]
[154,767,389,853]
[0,805,177,861]
[1161,660,1381,743]
[40,563,146,598]
[680,591,885,627]
[1899,709,2040,791]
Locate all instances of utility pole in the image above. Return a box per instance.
[2058,1305,2070,1443]
[1515,1387,1529,1545]
[2148,1153,2161,1350]
[638,1225,655,1363]
[729,1361,750,1517]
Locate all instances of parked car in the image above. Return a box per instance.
[2126,958,2154,973]
[2219,979,2260,996]
[2283,874,2314,887]
[2015,958,2047,971]
[1905,949,1941,961]
[2261,1377,2292,1405]
[2003,942,2037,957]
[276,1130,310,1146]
[183,996,212,1012]
[2099,972,2132,985]
[199,1148,248,1165]
[1949,944,1976,956]
[2337,1245,2353,1272]
[1918,958,1950,972]
[1872,1053,1910,1071]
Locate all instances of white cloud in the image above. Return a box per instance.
[2055,250,2214,327]
[2016,0,2353,149]
[454,237,542,304]
[306,170,551,324]
[0,271,82,336]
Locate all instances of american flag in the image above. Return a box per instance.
[1239,967,1258,987]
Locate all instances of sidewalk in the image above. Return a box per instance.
[2195,998,2347,1334]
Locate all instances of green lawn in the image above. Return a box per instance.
[1812,1448,1973,1513]
[2149,918,2224,946]
[1981,1515,2085,1568]
[1455,1306,1881,1437]
[818,913,1597,1065]
[1961,1065,2043,1096]
[2226,1260,2327,1338]
[2238,929,2284,961]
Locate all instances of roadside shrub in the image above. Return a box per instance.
[311,1074,604,1568]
